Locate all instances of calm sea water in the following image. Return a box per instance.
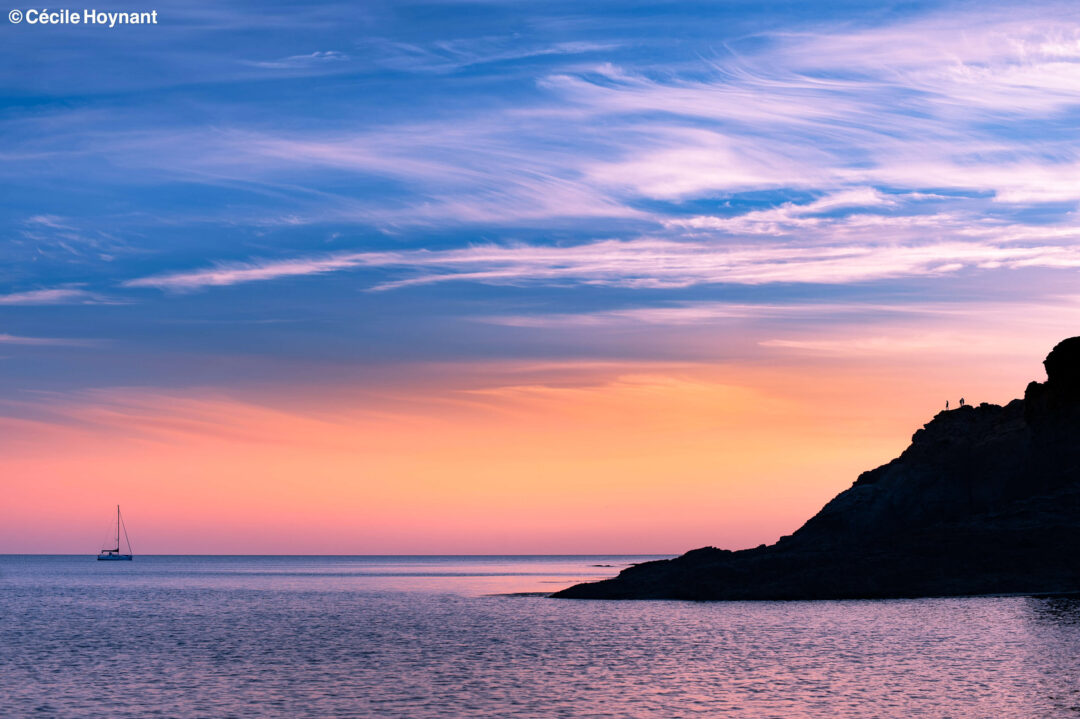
[2,555,1079,718]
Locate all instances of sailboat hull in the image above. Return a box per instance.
[97,554,133,561]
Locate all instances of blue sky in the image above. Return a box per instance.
[4,0,1080,397]
[8,0,1080,552]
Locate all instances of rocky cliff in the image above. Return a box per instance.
[554,338,1080,600]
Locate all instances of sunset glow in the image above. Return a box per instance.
[4,0,1080,553]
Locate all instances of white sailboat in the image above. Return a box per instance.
[97,504,133,561]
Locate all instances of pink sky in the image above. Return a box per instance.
[1,319,1064,554]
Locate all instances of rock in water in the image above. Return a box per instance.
[554,338,1080,600]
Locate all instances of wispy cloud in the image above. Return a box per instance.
[25,215,77,230]
[122,253,394,291]
[666,188,901,235]
[243,50,350,70]
[8,0,1080,391]
[480,294,1080,331]
[198,127,645,224]
[372,37,619,74]
[478,301,932,328]
[0,288,116,305]
[14,215,131,265]
[0,333,93,346]
[122,235,1080,292]
[562,13,1080,203]
[758,335,1007,357]
[17,8,1080,232]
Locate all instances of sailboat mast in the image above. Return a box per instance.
[116,504,120,552]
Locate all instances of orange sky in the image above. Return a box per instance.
[0,323,1056,554]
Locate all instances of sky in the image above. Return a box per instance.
[3,0,1080,553]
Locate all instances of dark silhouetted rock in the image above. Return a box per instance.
[554,338,1080,600]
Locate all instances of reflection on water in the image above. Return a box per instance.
[0,554,651,595]
[3,555,1080,718]
[1020,597,1080,716]
[1026,596,1080,625]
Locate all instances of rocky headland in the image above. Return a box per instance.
[554,338,1080,600]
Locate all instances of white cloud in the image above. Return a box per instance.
[665,188,901,236]
[122,253,394,291]
[0,333,92,346]
[25,215,76,230]
[374,38,620,74]
[40,9,1080,232]
[0,288,115,305]
[122,235,1080,292]
[244,50,350,70]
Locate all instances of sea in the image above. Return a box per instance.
[2,555,1079,718]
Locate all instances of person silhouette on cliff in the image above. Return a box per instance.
[959,397,965,407]
[946,400,949,410]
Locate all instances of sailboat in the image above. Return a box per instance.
[97,504,134,561]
